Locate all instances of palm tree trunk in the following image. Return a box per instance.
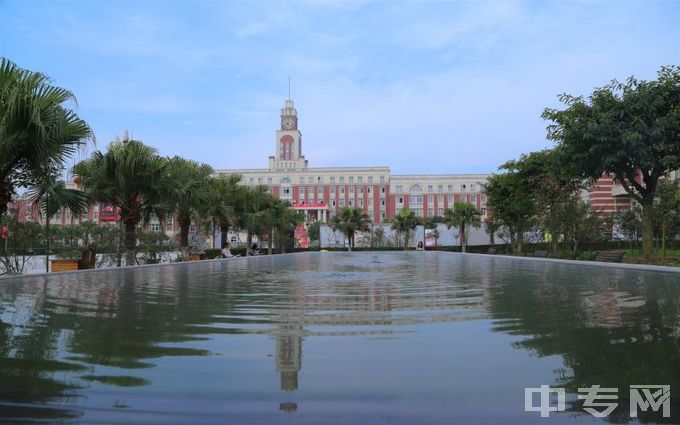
[220,223,229,249]
[662,218,667,263]
[124,220,137,266]
[268,228,274,255]
[460,225,466,253]
[179,217,191,248]
[641,201,654,258]
[246,231,253,256]
[45,214,50,273]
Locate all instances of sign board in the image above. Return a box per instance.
[294,225,309,249]
[425,229,437,248]
[99,203,117,222]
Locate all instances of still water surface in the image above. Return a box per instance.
[0,252,679,424]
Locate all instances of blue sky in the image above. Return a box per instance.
[1,1,677,174]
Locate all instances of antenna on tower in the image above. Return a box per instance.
[288,76,291,99]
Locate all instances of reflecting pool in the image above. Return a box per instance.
[0,252,679,424]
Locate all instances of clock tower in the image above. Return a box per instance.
[269,99,308,171]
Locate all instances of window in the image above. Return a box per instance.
[410,195,423,205]
[94,211,99,220]
[150,222,161,232]
[381,212,386,219]
[438,208,444,216]
[481,195,487,203]
[249,178,254,184]
[358,199,363,207]
[462,184,467,190]
[308,186,313,194]
[258,177,263,184]
[349,199,353,206]
[349,176,354,183]
[398,196,403,204]
[283,187,291,195]
[339,176,345,183]
[359,187,363,194]
[339,199,345,207]
[267,177,272,184]
[381,187,385,194]
[368,176,373,184]
[331,176,336,183]
[448,184,453,191]
[438,185,443,192]
[381,199,386,206]
[350,186,354,193]
[330,186,336,194]
[318,186,324,196]
[428,185,433,192]
[358,176,363,183]
[367,187,371,194]
[481,207,487,215]
[317,176,323,183]
[449,194,454,204]
[438,195,444,203]
[428,207,434,216]
[340,187,345,194]
[332,200,336,206]
[396,185,403,193]
[470,184,476,192]
[299,177,304,184]
[380,176,385,184]
[299,187,305,197]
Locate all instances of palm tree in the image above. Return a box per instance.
[164,157,214,248]
[28,176,88,272]
[235,185,270,256]
[330,207,370,251]
[74,138,168,266]
[0,58,92,217]
[444,202,481,253]
[390,208,418,250]
[202,174,241,249]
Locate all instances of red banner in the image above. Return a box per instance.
[292,202,326,208]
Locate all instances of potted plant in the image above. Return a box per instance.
[51,249,82,272]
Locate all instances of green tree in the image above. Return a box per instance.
[164,157,214,248]
[564,203,608,258]
[390,208,418,250]
[307,221,321,245]
[503,150,582,256]
[372,226,385,248]
[485,214,500,246]
[443,202,481,253]
[614,207,643,249]
[484,172,537,254]
[28,175,88,272]
[331,207,370,251]
[74,139,169,266]
[655,179,680,262]
[0,58,92,217]
[542,66,680,257]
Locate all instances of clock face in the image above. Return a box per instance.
[282,117,295,130]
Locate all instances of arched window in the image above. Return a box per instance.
[280,135,294,160]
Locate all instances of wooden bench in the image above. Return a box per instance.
[594,251,624,263]
[532,250,549,258]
